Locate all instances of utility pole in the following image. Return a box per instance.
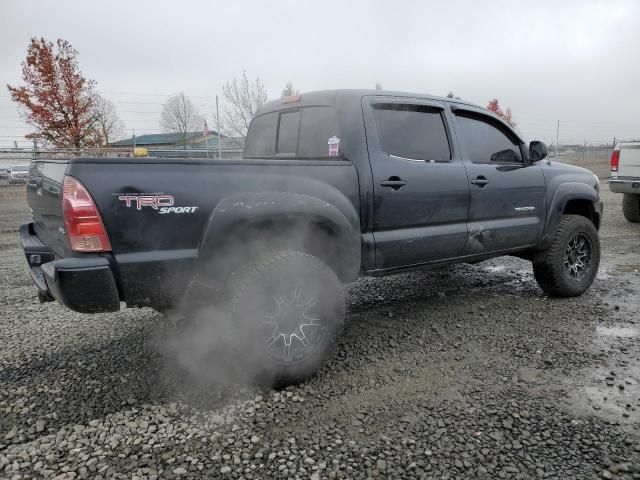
[32,138,38,161]
[216,95,222,160]
[555,120,559,160]
[205,116,209,159]
[132,129,136,156]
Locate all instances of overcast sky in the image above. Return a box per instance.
[1,0,638,146]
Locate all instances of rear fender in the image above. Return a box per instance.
[198,192,361,282]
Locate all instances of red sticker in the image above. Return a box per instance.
[328,136,340,156]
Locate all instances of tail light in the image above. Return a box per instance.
[62,176,111,252]
[611,144,621,172]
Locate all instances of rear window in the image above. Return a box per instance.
[12,166,29,172]
[276,110,300,155]
[244,106,340,159]
[373,104,451,162]
[244,112,277,157]
[299,107,340,157]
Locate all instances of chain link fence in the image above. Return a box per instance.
[0,147,244,187]
[550,145,613,179]
[0,144,613,188]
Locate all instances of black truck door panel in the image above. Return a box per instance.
[453,110,546,254]
[363,98,470,269]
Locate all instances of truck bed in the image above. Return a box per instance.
[25,157,361,309]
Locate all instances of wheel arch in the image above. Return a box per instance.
[563,199,600,230]
[198,192,361,283]
[541,182,601,248]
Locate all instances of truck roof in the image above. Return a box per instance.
[257,89,484,115]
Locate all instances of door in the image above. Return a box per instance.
[452,109,546,254]
[363,98,470,269]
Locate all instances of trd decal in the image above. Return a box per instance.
[118,194,174,210]
[117,194,198,214]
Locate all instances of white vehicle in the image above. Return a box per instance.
[8,165,29,184]
[610,143,640,222]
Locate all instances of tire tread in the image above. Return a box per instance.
[622,193,640,222]
[226,250,344,386]
[533,214,600,297]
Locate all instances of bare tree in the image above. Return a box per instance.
[215,70,268,146]
[92,95,125,145]
[160,92,202,147]
[503,107,517,128]
[281,81,299,97]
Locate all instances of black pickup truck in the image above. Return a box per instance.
[21,89,602,384]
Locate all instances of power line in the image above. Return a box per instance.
[97,90,216,99]
[0,91,217,100]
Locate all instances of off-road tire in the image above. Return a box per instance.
[533,214,600,298]
[622,193,640,223]
[222,250,345,386]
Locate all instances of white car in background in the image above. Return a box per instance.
[8,165,29,184]
[610,142,640,222]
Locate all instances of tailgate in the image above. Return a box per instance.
[619,143,640,178]
[26,160,70,257]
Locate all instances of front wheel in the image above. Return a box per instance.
[533,214,600,297]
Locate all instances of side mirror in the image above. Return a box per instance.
[529,141,548,161]
[490,148,521,163]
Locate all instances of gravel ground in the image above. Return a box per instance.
[1,185,639,480]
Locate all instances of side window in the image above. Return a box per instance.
[373,104,451,162]
[299,107,340,157]
[455,114,522,164]
[276,110,300,155]
[244,113,277,157]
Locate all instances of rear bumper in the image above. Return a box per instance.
[609,178,640,194]
[20,224,120,313]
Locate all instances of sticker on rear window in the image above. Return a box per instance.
[328,136,340,157]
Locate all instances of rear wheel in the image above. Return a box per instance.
[622,193,640,222]
[198,251,345,386]
[532,214,600,297]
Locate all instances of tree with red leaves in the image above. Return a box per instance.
[7,38,101,148]
[487,98,517,128]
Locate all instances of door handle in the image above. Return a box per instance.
[470,176,490,187]
[380,177,407,190]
